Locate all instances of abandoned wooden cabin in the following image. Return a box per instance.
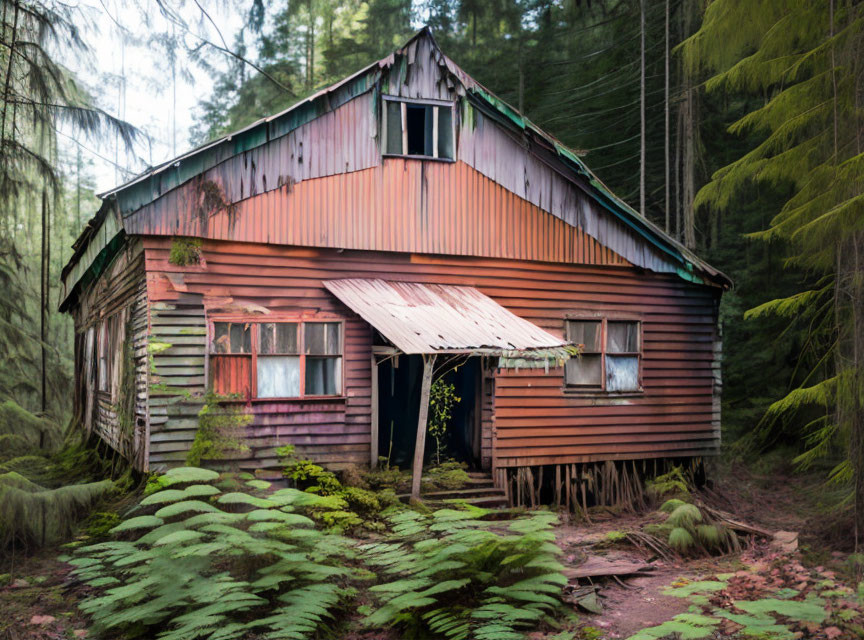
[60,29,730,506]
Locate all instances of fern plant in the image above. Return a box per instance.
[68,467,351,639]
[361,507,567,639]
[646,499,739,557]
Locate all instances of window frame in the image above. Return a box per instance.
[563,313,643,396]
[207,314,346,401]
[381,95,456,162]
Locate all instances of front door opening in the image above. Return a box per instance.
[376,355,481,470]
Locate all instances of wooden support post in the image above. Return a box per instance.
[411,353,436,500]
[370,355,379,467]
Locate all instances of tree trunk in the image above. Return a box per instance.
[681,0,697,250]
[411,354,436,499]
[639,0,647,216]
[1,0,20,147]
[40,186,48,416]
[664,0,671,233]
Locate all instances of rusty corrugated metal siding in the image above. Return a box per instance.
[458,108,678,275]
[143,238,719,470]
[126,160,630,268]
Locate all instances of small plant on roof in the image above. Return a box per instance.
[168,236,203,266]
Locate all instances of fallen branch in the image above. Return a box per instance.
[626,530,675,562]
[700,505,774,538]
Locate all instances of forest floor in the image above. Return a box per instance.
[1,460,860,640]
[550,458,863,639]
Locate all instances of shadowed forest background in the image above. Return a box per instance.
[1,0,863,638]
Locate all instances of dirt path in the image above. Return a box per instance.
[554,516,743,639]
[0,553,90,640]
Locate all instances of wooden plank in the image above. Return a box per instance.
[411,354,435,499]
[370,355,379,466]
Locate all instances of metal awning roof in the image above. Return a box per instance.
[323,278,571,358]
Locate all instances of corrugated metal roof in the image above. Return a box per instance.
[323,278,569,356]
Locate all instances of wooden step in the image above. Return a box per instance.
[440,494,509,508]
[420,486,505,500]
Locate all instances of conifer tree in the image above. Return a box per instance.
[683,0,864,545]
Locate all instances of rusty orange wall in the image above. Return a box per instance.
[143,238,719,471]
[127,160,630,268]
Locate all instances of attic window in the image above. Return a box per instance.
[383,97,454,160]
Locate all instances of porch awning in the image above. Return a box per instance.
[323,278,573,364]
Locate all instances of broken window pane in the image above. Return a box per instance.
[438,106,453,159]
[97,321,108,391]
[385,101,402,154]
[606,356,639,392]
[257,356,301,398]
[607,321,639,353]
[305,357,342,395]
[567,320,601,352]
[565,354,602,386]
[211,355,252,397]
[305,322,341,355]
[213,322,251,354]
[260,323,299,354]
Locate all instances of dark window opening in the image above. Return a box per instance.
[406,104,432,155]
[383,98,454,160]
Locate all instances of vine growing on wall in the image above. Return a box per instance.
[427,378,460,467]
[186,392,252,467]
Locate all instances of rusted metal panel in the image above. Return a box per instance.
[323,278,569,355]
[123,92,378,237]
[126,160,631,268]
[458,107,676,275]
[64,28,728,307]
[141,238,720,470]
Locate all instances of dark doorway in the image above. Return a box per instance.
[376,356,481,469]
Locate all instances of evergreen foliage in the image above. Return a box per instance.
[361,507,566,639]
[682,0,864,542]
[0,1,137,421]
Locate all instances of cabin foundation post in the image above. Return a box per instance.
[411,353,436,499]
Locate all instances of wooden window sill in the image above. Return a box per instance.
[382,153,455,163]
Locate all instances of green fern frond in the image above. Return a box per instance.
[668,527,696,552]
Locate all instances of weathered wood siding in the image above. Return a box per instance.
[71,239,149,470]
[143,238,719,470]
